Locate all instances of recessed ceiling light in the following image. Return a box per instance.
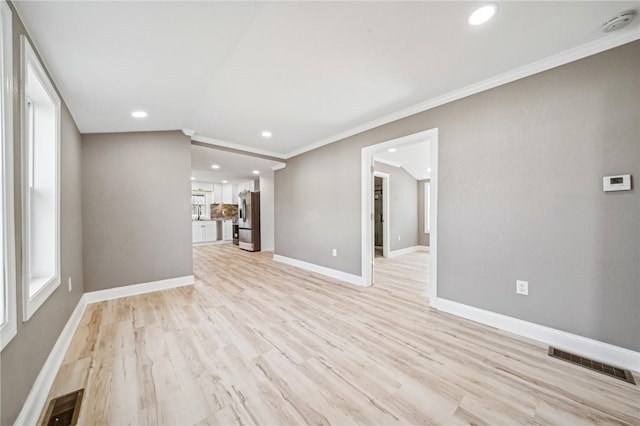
[261,130,272,138]
[222,180,228,184]
[190,177,195,181]
[469,3,498,26]
[388,148,396,153]
[252,170,260,175]
[131,110,148,118]
[211,164,220,169]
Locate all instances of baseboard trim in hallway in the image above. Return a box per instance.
[388,245,429,258]
[273,254,365,287]
[437,297,640,372]
[14,274,195,425]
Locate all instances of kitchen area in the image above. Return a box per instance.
[191,180,256,247]
[190,142,282,253]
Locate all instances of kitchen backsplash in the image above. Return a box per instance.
[211,203,238,219]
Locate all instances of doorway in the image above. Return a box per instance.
[373,172,390,260]
[374,177,383,256]
[360,128,438,307]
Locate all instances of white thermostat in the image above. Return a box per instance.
[603,174,631,192]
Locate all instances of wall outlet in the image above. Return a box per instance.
[516,280,528,295]
[68,277,73,292]
[332,248,337,257]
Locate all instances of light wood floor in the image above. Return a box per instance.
[42,244,639,425]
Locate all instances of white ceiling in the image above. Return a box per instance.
[14,1,640,157]
[191,145,283,184]
[374,141,431,181]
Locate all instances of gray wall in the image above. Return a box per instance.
[1,4,85,424]
[259,175,275,251]
[82,131,192,291]
[275,141,361,275]
[374,162,418,251]
[417,180,430,247]
[275,41,640,351]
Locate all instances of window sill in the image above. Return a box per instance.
[0,320,17,351]
[24,275,60,321]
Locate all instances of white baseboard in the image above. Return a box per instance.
[14,295,88,426]
[14,274,195,425]
[436,298,640,372]
[83,275,195,304]
[388,245,429,258]
[273,255,365,287]
[192,240,231,247]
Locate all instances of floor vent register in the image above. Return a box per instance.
[42,389,84,426]
[548,347,636,385]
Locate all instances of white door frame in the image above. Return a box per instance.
[373,171,390,259]
[360,127,439,308]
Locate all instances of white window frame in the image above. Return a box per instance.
[0,0,16,350]
[424,181,431,233]
[20,35,61,321]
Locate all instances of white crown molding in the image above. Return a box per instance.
[437,298,640,373]
[284,30,640,159]
[273,254,365,287]
[14,296,88,426]
[272,163,286,171]
[192,134,285,160]
[373,157,402,168]
[404,167,430,181]
[412,173,429,181]
[374,158,429,180]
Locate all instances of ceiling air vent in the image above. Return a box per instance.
[548,347,636,385]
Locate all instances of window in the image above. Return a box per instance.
[1,0,16,350]
[424,181,431,234]
[21,35,61,321]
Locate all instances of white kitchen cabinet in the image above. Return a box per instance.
[222,220,233,240]
[221,184,238,204]
[213,184,223,203]
[212,183,239,204]
[192,221,217,243]
[204,223,216,241]
[191,182,213,192]
[222,184,233,203]
[192,223,203,243]
[232,184,240,203]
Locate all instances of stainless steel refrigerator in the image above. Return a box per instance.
[238,190,260,252]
